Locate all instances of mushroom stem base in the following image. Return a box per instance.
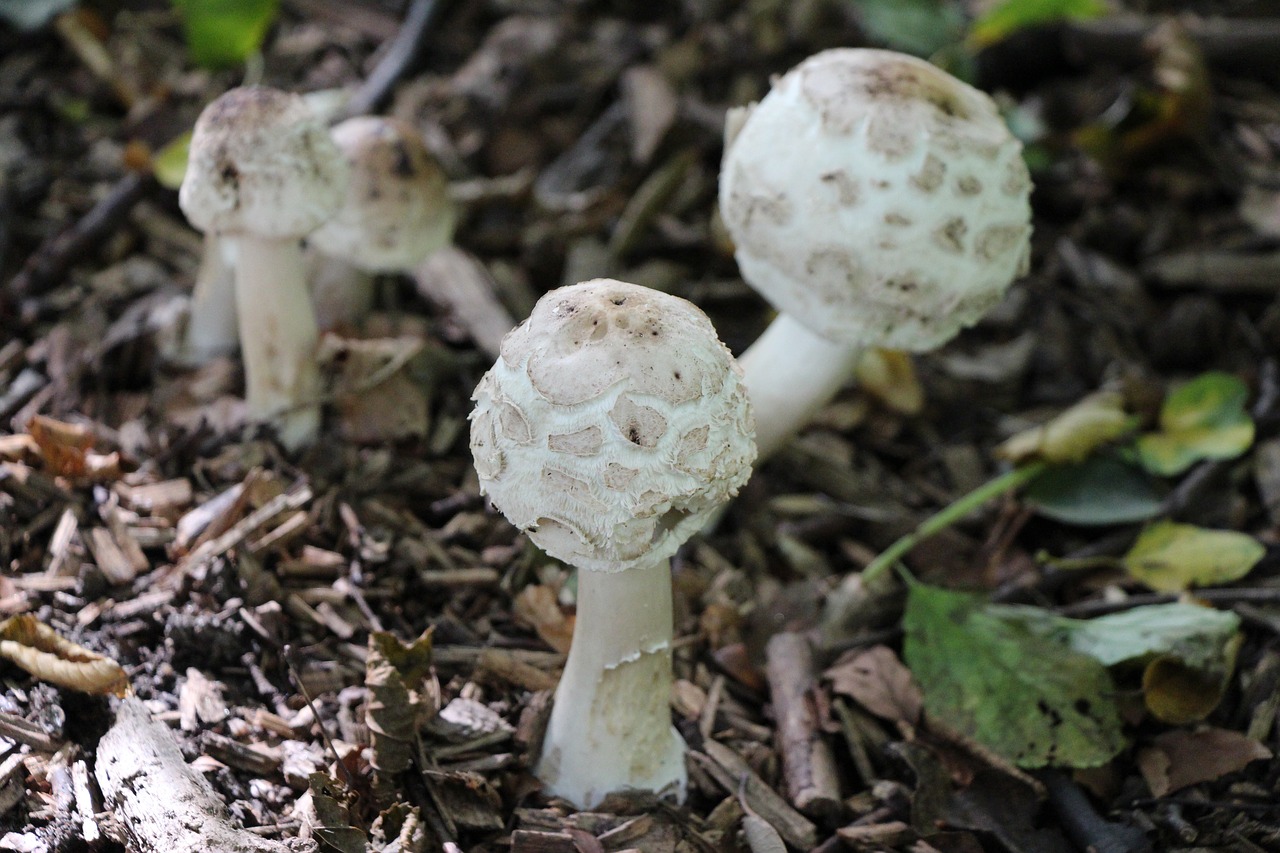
[738,312,863,460]
[535,559,686,809]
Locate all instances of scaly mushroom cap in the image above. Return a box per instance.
[470,279,756,572]
[180,86,347,239]
[310,117,456,271]
[719,48,1033,351]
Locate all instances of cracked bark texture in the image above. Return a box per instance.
[95,698,308,853]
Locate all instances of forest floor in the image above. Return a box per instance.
[3,1,1280,851]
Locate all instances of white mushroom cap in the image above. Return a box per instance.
[309,117,456,272]
[179,86,348,239]
[719,48,1033,351]
[470,279,756,573]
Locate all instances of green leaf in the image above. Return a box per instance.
[844,0,966,58]
[171,0,279,69]
[1025,454,1164,526]
[903,583,1125,768]
[1032,603,1242,725]
[1060,603,1241,668]
[151,132,191,190]
[1122,521,1265,592]
[1136,372,1254,477]
[968,0,1109,49]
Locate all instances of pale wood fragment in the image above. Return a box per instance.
[94,698,304,853]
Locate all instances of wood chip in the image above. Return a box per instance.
[115,479,193,516]
[694,740,818,850]
[84,527,138,585]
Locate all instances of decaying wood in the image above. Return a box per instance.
[764,632,842,819]
[94,698,306,853]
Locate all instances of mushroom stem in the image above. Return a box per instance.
[737,312,864,460]
[536,559,687,809]
[180,234,238,364]
[309,253,375,332]
[232,234,322,449]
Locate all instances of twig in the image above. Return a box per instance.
[282,645,359,790]
[1036,769,1149,853]
[178,483,313,575]
[763,632,841,818]
[339,0,442,120]
[1063,14,1280,69]
[5,172,152,308]
[1056,586,1280,619]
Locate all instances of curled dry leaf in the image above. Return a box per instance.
[854,349,923,416]
[996,391,1135,465]
[0,614,129,696]
[365,628,434,803]
[26,414,94,476]
[318,335,431,444]
[513,584,575,654]
[1137,727,1271,797]
[824,644,922,726]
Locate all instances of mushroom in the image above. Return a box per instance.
[469,278,755,808]
[720,48,1033,458]
[307,116,455,330]
[179,86,348,449]
[175,234,238,365]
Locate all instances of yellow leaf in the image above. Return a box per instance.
[996,392,1135,465]
[0,615,129,696]
[1123,521,1264,592]
[855,349,923,416]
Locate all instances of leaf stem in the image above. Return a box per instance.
[862,461,1048,585]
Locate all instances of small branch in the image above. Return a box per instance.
[1063,14,1280,70]
[1035,769,1149,853]
[764,632,841,819]
[5,172,152,311]
[339,0,442,120]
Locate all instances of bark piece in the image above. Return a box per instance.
[95,698,306,853]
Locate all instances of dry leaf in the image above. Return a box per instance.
[0,614,129,696]
[27,414,94,477]
[513,584,575,654]
[1137,727,1271,796]
[996,392,1134,465]
[319,335,431,444]
[824,644,922,726]
[855,349,923,415]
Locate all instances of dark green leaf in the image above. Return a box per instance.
[1025,454,1164,526]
